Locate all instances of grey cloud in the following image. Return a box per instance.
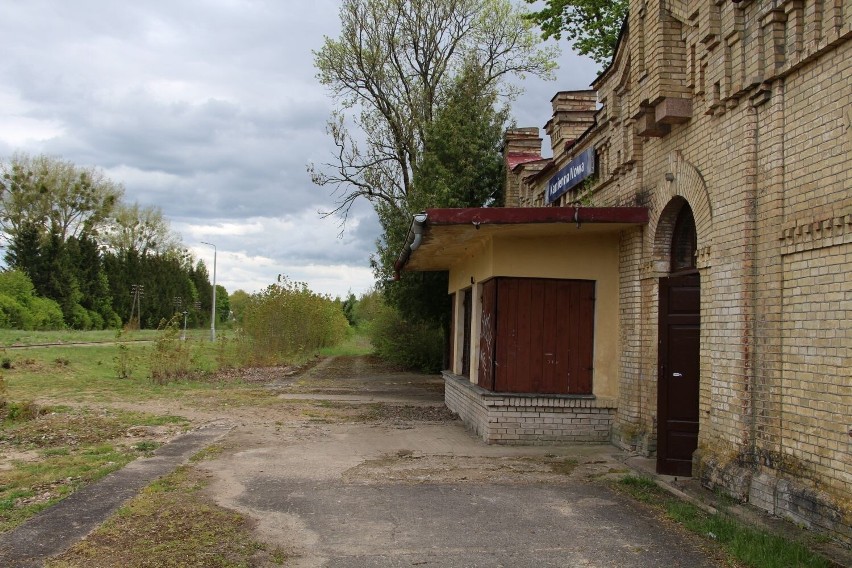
[0,0,599,294]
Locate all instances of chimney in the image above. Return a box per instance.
[503,128,543,208]
[544,91,597,155]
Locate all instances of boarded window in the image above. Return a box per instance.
[478,277,595,395]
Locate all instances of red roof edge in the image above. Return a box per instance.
[424,206,649,226]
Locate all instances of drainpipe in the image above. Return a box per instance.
[393,213,428,280]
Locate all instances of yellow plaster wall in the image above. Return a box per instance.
[447,233,621,399]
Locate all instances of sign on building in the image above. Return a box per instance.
[545,148,595,204]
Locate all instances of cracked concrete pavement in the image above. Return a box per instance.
[193,356,725,567]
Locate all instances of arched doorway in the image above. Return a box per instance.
[657,202,700,476]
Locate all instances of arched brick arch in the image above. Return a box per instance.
[648,152,713,273]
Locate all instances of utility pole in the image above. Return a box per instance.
[200,241,217,342]
[129,284,144,329]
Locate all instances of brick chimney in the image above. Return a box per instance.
[544,91,597,155]
[503,128,542,208]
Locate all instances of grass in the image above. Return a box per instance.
[46,466,289,567]
[615,476,832,568]
[2,341,233,403]
[0,328,213,347]
[0,406,190,533]
[318,328,373,357]
[0,328,367,534]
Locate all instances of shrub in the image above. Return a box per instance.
[240,276,349,365]
[0,270,65,330]
[0,294,31,329]
[368,302,443,373]
[29,297,65,330]
[149,317,197,384]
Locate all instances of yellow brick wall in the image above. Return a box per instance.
[781,244,852,496]
[516,0,852,541]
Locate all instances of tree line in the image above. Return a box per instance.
[0,153,220,330]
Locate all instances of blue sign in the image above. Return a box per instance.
[545,148,595,204]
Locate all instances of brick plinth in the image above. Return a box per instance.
[443,372,616,445]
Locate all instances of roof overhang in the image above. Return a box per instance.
[394,206,649,277]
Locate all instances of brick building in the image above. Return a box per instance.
[395,0,851,543]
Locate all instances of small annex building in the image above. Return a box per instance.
[395,0,852,544]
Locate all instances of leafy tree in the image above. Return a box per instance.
[0,153,123,243]
[215,284,230,324]
[102,202,181,255]
[228,289,251,324]
[523,0,628,66]
[341,292,358,326]
[311,0,556,219]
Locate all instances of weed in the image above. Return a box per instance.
[0,406,191,532]
[1,357,12,370]
[113,342,135,380]
[614,476,831,568]
[149,317,203,384]
[41,447,71,457]
[133,440,159,452]
[2,400,46,422]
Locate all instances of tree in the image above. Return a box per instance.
[311,0,556,220]
[102,202,181,255]
[0,153,123,243]
[215,284,230,324]
[375,63,509,326]
[523,0,628,66]
[228,289,251,324]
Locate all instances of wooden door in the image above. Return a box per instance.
[477,280,497,389]
[492,278,594,395]
[657,273,700,476]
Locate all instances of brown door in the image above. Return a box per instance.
[477,280,497,389]
[657,273,700,476]
[492,278,594,395]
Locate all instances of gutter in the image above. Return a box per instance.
[393,212,428,280]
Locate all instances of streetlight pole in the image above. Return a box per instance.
[200,241,217,342]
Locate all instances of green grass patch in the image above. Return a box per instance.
[47,466,288,567]
[0,406,191,533]
[615,475,831,568]
[0,446,134,532]
[319,329,373,357]
[0,328,215,347]
[3,342,228,403]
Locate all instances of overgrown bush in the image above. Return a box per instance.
[0,270,65,330]
[367,302,443,373]
[240,276,349,365]
[149,317,198,384]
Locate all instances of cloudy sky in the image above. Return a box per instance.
[0,0,599,298]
